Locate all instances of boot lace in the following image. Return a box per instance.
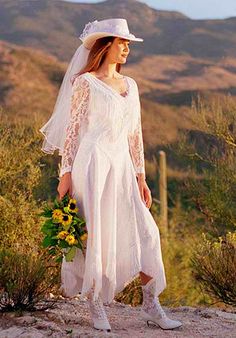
[154,297,167,318]
[88,289,108,320]
[142,282,167,318]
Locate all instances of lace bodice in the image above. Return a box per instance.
[59,73,146,178]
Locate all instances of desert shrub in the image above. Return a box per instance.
[0,112,58,252]
[0,111,62,305]
[175,94,236,236]
[191,232,236,306]
[0,113,42,250]
[0,249,59,312]
[174,94,236,305]
[0,194,42,253]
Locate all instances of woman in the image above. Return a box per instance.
[40,18,182,333]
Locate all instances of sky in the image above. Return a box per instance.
[64,0,236,20]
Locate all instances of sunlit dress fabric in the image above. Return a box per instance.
[60,72,166,304]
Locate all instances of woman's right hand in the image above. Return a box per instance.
[57,172,72,200]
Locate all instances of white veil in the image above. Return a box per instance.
[39,44,90,156]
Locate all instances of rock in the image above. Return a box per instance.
[0,327,45,338]
[16,315,38,325]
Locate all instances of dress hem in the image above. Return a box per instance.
[60,265,166,305]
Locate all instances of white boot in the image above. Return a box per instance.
[87,288,111,332]
[141,278,182,330]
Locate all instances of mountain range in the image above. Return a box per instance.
[0,0,236,62]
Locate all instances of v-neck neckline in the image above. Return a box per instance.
[85,72,130,98]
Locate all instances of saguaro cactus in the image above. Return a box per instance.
[159,151,168,232]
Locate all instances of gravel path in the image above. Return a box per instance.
[0,297,235,337]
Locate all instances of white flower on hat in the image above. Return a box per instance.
[79,20,99,40]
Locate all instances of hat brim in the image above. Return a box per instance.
[80,32,143,49]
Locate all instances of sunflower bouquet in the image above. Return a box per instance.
[40,193,87,262]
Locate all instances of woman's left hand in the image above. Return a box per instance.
[137,175,152,209]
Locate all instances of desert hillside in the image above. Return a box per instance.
[1,39,236,151]
[0,40,65,119]
[0,0,236,62]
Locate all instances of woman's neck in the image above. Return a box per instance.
[95,61,118,79]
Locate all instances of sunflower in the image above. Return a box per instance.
[57,230,69,240]
[52,209,63,221]
[68,199,78,213]
[80,233,88,241]
[61,214,73,227]
[65,234,76,245]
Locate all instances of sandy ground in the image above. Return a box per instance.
[0,297,235,338]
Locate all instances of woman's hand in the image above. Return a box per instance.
[137,174,152,209]
[57,172,72,200]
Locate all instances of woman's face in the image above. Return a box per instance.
[107,37,130,64]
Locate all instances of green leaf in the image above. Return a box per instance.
[41,236,51,247]
[76,241,83,250]
[54,200,60,209]
[58,240,69,248]
[41,228,55,237]
[44,219,55,227]
[39,208,53,218]
[63,224,71,232]
[42,236,58,248]
[64,206,70,213]
[62,194,70,205]
[55,255,63,263]
[65,246,77,262]
[41,221,58,235]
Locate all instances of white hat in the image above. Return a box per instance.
[79,18,143,49]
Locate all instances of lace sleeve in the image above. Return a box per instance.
[59,76,90,177]
[128,82,146,179]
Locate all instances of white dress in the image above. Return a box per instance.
[59,71,166,304]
